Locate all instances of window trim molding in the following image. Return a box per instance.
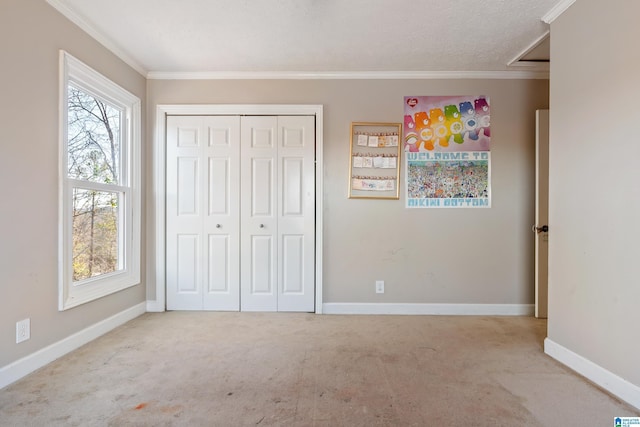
[58,50,141,310]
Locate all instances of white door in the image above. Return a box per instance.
[534,109,549,319]
[167,115,315,312]
[166,116,241,311]
[240,116,316,312]
[240,116,278,311]
[276,116,316,312]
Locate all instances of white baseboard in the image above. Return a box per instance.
[146,299,164,312]
[322,303,534,316]
[0,302,146,390]
[545,338,640,410]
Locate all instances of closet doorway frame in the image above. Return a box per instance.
[152,104,324,313]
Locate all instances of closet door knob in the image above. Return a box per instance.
[259,224,265,228]
[216,224,221,228]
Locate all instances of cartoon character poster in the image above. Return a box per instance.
[404,96,491,208]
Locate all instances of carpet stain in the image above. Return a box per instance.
[160,405,183,415]
[134,403,147,410]
[380,354,399,363]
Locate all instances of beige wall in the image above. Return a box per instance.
[147,78,549,305]
[0,0,146,367]
[0,0,548,372]
[548,0,640,387]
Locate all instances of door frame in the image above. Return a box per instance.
[151,104,324,313]
[535,109,549,318]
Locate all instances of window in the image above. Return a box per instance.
[59,51,141,310]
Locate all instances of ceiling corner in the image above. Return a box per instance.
[46,0,148,76]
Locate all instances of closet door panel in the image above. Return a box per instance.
[277,116,315,312]
[167,116,241,311]
[203,116,241,311]
[166,116,205,310]
[241,117,278,311]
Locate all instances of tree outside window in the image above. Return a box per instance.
[67,85,122,282]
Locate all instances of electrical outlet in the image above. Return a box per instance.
[375,280,385,294]
[16,318,30,343]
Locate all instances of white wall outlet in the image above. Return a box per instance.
[375,280,385,294]
[16,318,30,343]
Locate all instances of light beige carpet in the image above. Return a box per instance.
[1,313,638,426]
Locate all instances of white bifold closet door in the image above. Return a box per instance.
[166,115,315,312]
[166,116,241,311]
[240,116,315,312]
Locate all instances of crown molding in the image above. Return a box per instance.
[542,0,577,24]
[45,0,551,81]
[46,0,147,76]
[507,62,550,71]
[147,70,549,80]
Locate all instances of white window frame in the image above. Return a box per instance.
[58,51,141,310]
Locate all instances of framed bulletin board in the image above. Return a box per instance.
[348,122,402,199]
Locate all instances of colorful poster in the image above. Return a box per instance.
[404,96,490,152]
[406,152,490,208]
[404,96,491,208]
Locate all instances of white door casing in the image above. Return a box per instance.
[151,104,324,314]
[535,109,549,319]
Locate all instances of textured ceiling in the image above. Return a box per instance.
[49,0,561,75]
